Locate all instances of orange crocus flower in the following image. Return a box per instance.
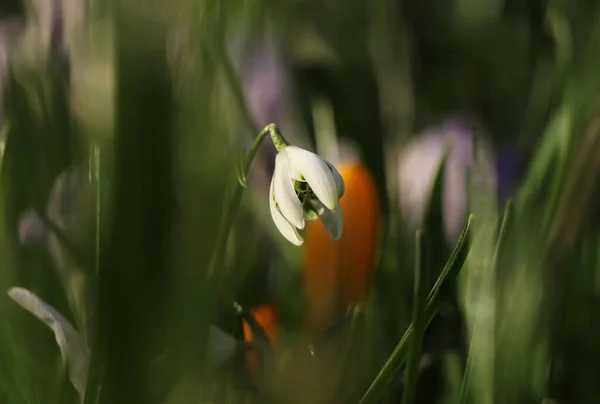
[301,160,381,334]
[242,304,279,379]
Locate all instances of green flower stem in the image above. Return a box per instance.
[402,230,427,404]
[207,124,279,279]
[459,202,511,404]
[358,216,473,404]
[219,46,257,136]
[269,124,290,152]
[212,45,290,283]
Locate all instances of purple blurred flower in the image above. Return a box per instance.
[397,116,497,240]
[0,1,84,135]
[19,168,92,280]
[240,40,291,129]
[0,20,20,134]
[18,168,92,371]
[236,38,312,189]
[13,0,83,66]
[496,144,527,202]
[19,209,48,245]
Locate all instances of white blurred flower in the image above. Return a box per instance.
[0,20,21,134]
[15,0,84,63]
[69,20,114,137]
[8,287,89,400]
[206,325,237,370]
[18,168,91,288]
[269,145,345,246]
[397,117,496,240]
[18,168,94,348]
[8,286,240,401]
[241,40,289,129]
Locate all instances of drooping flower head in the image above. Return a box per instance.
[268,126,345,246]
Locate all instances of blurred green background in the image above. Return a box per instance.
[1,0,600,403]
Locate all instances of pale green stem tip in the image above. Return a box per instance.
[267,123,290,152]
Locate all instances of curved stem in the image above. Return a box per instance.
[219,46,257,136]
[269,124,290,152]
[207,124,276,279]
[211,43,288,284]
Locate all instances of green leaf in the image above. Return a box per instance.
[401,230,427,404]
[459,201,510,404]
[358,216,473,404]
[423,140,451,283]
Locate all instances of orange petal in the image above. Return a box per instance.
[242,304,279,344]
[301,161,381,334]
[242,304,279,381]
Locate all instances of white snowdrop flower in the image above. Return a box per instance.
[268,130,345,246]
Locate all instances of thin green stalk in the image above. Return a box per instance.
[219,46,257,136]
[208,41,287,279]
[341,305,363,366]
[94,145,101,275]
[402,230,427,404]
[0,121,9,172]
[459,202,511,404]
[207,124,275,279]
[358,216,473,404]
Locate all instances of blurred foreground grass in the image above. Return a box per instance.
[1,1,600,404]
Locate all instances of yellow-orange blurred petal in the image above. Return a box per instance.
[242,304,279,381]
[242,304,279,344]
[301,161,381,333]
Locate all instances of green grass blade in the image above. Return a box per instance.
[401,230,427,404]
[459,201,512,404]
[358,216,473,404]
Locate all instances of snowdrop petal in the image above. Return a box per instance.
[319,202,344,241]
[273,152,305,229]
[285,146,338,210]
[287,161,305,182]
[269,179,304,246]
[324,160,345,198]
[8,287,89,400]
